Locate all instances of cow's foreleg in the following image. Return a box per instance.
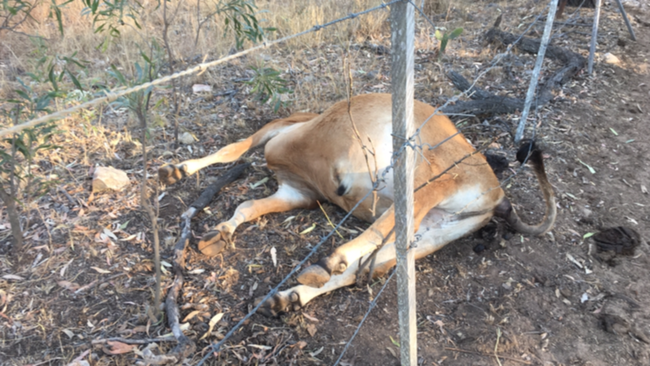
[198,184,316,256]
[259,210,493,316]
[296,206,397,288]
[258,234,397,317]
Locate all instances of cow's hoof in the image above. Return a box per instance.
[255,292,300,317]
[198,230,229,256]
[297,264,330,288]
[158,164,186,185]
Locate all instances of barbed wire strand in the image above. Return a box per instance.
[333,269,397,366]
[197,1,549,363]
[201,1,551,362]
[0,0,401,138]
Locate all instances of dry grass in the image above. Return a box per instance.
[0,0,469,103]
[1,0,391,97]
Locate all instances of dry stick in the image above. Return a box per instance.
[614,0,636,41]
[494,327,503,366]
[0,185,23,250]
[444,347,532,365]
[588,0,602,75]
[74,273,127,294]
[162,0,182,147]
[137,82,163,321]
[514,0,559,144]
[92,337,177,345]
[164,163,249,362]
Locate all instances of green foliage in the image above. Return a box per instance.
[1,0,39,34]
[434,27,463,61]
[107,40,164,123]
[1,0,72,37]
[81,0,143,50]
[1,81,62,204]
[246,64,291,112]
[26,37,88,91]
[216,0,276,49]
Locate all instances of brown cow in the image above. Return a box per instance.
[159,93,556,316]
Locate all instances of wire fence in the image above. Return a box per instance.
[0,0,561,364]
[198,2,553,363]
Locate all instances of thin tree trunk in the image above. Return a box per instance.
[0,185,23,249]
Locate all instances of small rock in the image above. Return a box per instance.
[560,287,572,298]
[92,167,130,193]
[192,84,212,93]
[67,361,90,366]
[603,53,621,66]
[365,70,380,80]
[179,132,195,145]
[473,243,487,254]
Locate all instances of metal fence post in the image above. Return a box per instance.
[514,0,559,144]
[390,1,417,365]
[588,0,603,75]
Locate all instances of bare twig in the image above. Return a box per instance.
[91,337,177,345]
[445,347,532,365]
[163,163,249,363]
[162,0,184,147]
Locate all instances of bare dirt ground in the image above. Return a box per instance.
[2,1,650,365]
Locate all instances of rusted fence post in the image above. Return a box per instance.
[390,1,417,365]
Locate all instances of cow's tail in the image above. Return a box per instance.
[494,141,557,236]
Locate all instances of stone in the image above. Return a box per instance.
[179,132,195,145]
[92,166,130,193]
[603,53,621,66]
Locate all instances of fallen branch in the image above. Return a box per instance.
[441,17,585,117]
[92,337,177,345]
[163,163,250,364]
[444,347,532,365]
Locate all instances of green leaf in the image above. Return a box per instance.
[66,69,83,90]
[48,65,59,91]
[577,159,596,174]
[389,335,400,348]
[51,0,65,36]
[449,27,464,39]
[110,64,127,85]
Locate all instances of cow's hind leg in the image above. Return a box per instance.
[199,184,316,256]
[159,113,317,185]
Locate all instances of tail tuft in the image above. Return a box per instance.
[516,140,543,166]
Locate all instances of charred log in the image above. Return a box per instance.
[441,19,585,117]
